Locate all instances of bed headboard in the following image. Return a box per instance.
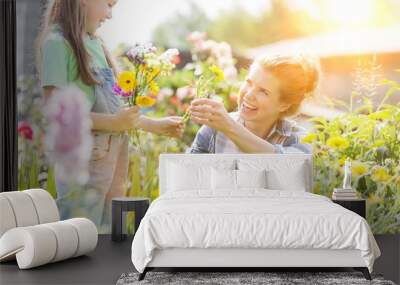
[159,154,313,195]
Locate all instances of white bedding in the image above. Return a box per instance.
[131,190,380,273]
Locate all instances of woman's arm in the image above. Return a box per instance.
[189,98,276,153]
[189,98,310,153]
[186,125,215,153]
[223,120,277,153]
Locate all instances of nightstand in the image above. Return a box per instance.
[332,199,366,218]
[111,197,150,242]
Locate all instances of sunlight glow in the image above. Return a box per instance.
[324,0,375,27]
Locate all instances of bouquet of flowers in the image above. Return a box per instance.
[182,64,225,123]
[113,43,180,108]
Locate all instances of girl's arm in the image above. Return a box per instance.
[135,116,184,139]
[43,86,140,132]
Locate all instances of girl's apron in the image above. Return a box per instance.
[56,66,129,234]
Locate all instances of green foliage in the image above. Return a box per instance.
[306,78,400,234]
[17,76,56,198]
[151,0,400,52]
[151,2,210,50]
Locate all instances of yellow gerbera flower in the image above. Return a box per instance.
[210,65,225,82]
[117,71,136,93]
[301,133,317,144]
[371,167,391,183]
[149,82,160,95]
[352,162,368,176]
[326,136,350,149]
[136,95,156,108]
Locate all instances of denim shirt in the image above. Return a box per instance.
[187,112,312,154]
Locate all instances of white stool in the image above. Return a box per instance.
[0,189,97,269]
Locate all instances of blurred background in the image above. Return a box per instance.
[18,0,400,113]
[16,0,400,235]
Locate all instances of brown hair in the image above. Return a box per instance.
[36,0,118,85]
[239,54,320,118]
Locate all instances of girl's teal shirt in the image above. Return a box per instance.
[40,25,110,108]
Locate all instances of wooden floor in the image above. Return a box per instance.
[0,235,134,285]
[1,234,398,285]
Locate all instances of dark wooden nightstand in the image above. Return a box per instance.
[111,197,149,242]
[332,199,366,218]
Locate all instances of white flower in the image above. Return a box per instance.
[157,87,174,102]
[187,31,207,43]
[160,48,179,63]
[223,66,238,81]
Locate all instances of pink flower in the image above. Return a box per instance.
[176,86,195,100]
[112,83,131,98]
[171,54,181,65]
[45,85,92,185]
[18,121,33,140]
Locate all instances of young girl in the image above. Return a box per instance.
[37,0,183,233]
[188,54,320,154]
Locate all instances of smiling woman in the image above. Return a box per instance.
[187,54,320,154]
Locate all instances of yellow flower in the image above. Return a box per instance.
[139,64,147,72]
[368,193,383,205]
[117,71,136,93]
[371,167,391,183]
[136,95,156,108]
[147,68,160,82]
[210,65,224,82]
[149,81,160,95]
[368,110,391,120]
[301,133,317,144]
[352,162,368,176]
[338,156,346,167]
[326,136,350,149]
[372,139,385,148]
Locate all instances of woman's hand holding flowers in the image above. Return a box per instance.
[189,98,235,133]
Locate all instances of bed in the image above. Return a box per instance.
[131,154,381,281]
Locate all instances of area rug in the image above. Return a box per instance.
[116,271,395,285]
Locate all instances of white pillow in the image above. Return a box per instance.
[211,168,268,191]
[211,168,237,190]
[236,169,267,189]
[238,159,308,191]
[265,165,307,191]
[167,162,211,191]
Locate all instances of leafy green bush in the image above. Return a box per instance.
[304,78,400,234]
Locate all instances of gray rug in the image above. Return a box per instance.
[116,271,396,285]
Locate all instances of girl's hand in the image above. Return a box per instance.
[113,106,141,131]
[154,116,184,138]
[189,98,235,133]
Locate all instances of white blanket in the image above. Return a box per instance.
[131,190,380,273]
